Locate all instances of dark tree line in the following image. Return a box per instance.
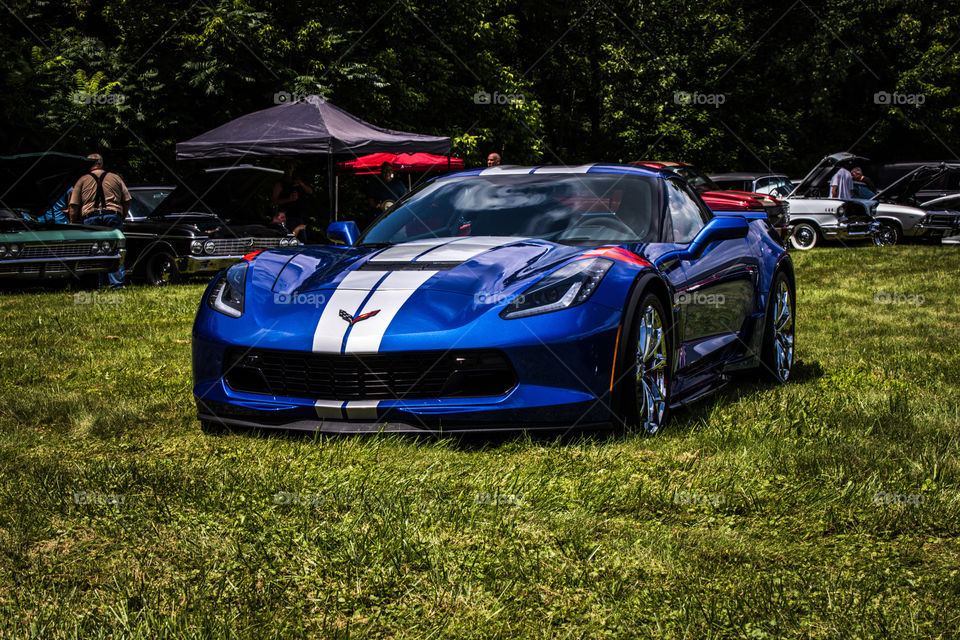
[2,0,958,182]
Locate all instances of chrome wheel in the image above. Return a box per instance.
[636,303,668,434]
[789,223,818,250]
[874,223,899,246]
[771,279,795,381]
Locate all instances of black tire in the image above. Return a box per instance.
[144,251,179,287]
[789,223,819,250]
[760,271,795,383]
[874,222,900,246]
[615,291,672,434]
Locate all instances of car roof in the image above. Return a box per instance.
[710,172,788,180]
[440,163,665,180]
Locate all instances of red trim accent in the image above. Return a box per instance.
[242,250,263,261]
[580,247,652,267]
[351,309,380,324]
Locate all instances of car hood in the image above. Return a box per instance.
[151,165,283,221]
[264,237,593,298]
[238,236,651,353]
[873,164,947,203]
[790,152,867,197]
[0,152,91,214]
[701,190,780,211]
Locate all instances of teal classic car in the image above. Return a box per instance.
[0,153,125,282]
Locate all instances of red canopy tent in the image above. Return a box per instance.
[336,152,464,175]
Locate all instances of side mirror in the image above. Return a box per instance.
[678,216,749,260]
[326,221,360,246]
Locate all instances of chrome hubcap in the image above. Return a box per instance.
[636,304,667,434]
[772,280,795,381]
[793,226,815,249]
[875,226,896,245]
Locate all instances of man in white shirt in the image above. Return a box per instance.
[830,166,853,199]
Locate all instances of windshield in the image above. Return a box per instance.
[359,174,661,246]
[671,166,721,192]
[755,176,794,198]
[130,188,173,218]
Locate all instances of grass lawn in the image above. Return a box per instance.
[1,245,958,638]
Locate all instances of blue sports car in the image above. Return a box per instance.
[193,164,795,435]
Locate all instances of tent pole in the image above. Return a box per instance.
[327,154,336,224]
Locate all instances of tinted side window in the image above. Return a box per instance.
[666,179,709,243]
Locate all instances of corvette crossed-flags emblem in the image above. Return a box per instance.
[339,309,380,326]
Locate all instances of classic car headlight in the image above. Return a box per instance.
[500,257,613,319]
[289,237,300,246]
[7,244,20,257]
[0,244,6,256]
[190,240,204,255]
[279,237,290,247]
[203,240,217,255]
[207,261,247,318]
[89,242,102,255]
[836,205,845,217]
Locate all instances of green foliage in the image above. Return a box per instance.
[1,1,959,181]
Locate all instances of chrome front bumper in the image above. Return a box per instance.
[0,252,125,278]
[820,221,878,240]
[177,255,247,275]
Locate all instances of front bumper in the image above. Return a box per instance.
[819,220,878,240]
[0,252,125,279]
[916,219,960,236]
[192,303,623,432]
[177,255,248,275]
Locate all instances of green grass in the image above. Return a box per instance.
[1,245,959,639]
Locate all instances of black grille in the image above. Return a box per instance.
[223,348,517,400]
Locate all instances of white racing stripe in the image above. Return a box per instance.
[414,236,527,262]
[344,400,379,419]
[311,270,385,352]
[367,237,460,262]
[314,399,381,420]
[314,399,343,419]
[343,270,437,353]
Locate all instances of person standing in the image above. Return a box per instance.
[487,152,501,167]
[68,153,129,289]
[830,164,853,199]
[272,160,313,243]
[851,167,877,192]
[365,162,407,211]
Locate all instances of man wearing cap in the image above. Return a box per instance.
[69,153,130,289]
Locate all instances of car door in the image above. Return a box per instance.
[662,178,759,382]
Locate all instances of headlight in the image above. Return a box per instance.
[279,237,289,247]
[190,240,204,255]
[203,240,216,255]
[207,261,247,318]
[500,257,613,319]
[89,242,102,255]
[0,244,7,257]
[8,244,20,257]
[836,205,845,217]
[289,237,299,246]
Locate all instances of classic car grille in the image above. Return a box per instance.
[223,348,518,400]
[20,243,95,259]
[206,238,284,256]
[924,213,960,227]
[0,259,114,276]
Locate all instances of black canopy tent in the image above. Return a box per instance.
[175,95,450,222]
